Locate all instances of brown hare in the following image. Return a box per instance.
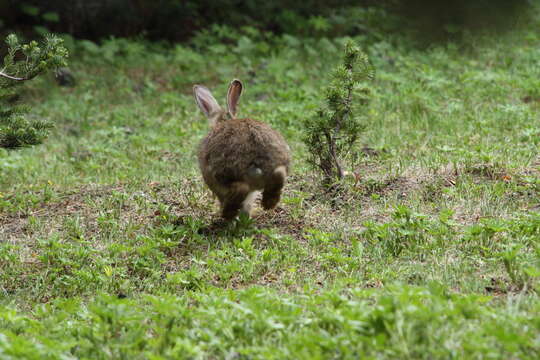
[193,79,291,220]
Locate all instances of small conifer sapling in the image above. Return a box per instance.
[303,40,374,187]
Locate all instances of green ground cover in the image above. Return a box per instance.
[1,7,539,359]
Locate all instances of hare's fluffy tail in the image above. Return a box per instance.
[247,166,263,179]
[246,165,286,187]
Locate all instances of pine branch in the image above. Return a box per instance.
[0,33,68,149]
[0,71,28,81]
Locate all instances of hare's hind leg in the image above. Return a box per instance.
[222,182,250,220]
[241,191,258,217]
[262,166,286,210]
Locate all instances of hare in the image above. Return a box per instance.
[193,79,291,220]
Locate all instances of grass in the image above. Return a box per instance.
[1,9,540,359]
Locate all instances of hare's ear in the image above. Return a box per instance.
[227,79,243,118]
[193,85,221,118]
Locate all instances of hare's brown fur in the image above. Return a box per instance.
[194,80,290,220]
[198,115,290,219]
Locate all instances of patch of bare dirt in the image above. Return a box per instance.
[3,160,538,243]
[0,185,124,241]
[483,276,534,296]
[522,95,540,104]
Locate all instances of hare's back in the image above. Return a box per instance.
[199,119,290,183]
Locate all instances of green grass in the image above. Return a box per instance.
[1,10,540,359]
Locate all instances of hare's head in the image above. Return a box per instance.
[193,79,243,127]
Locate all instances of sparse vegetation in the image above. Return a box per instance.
[1,4,540,359]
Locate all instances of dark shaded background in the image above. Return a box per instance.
[0,0,532,42]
